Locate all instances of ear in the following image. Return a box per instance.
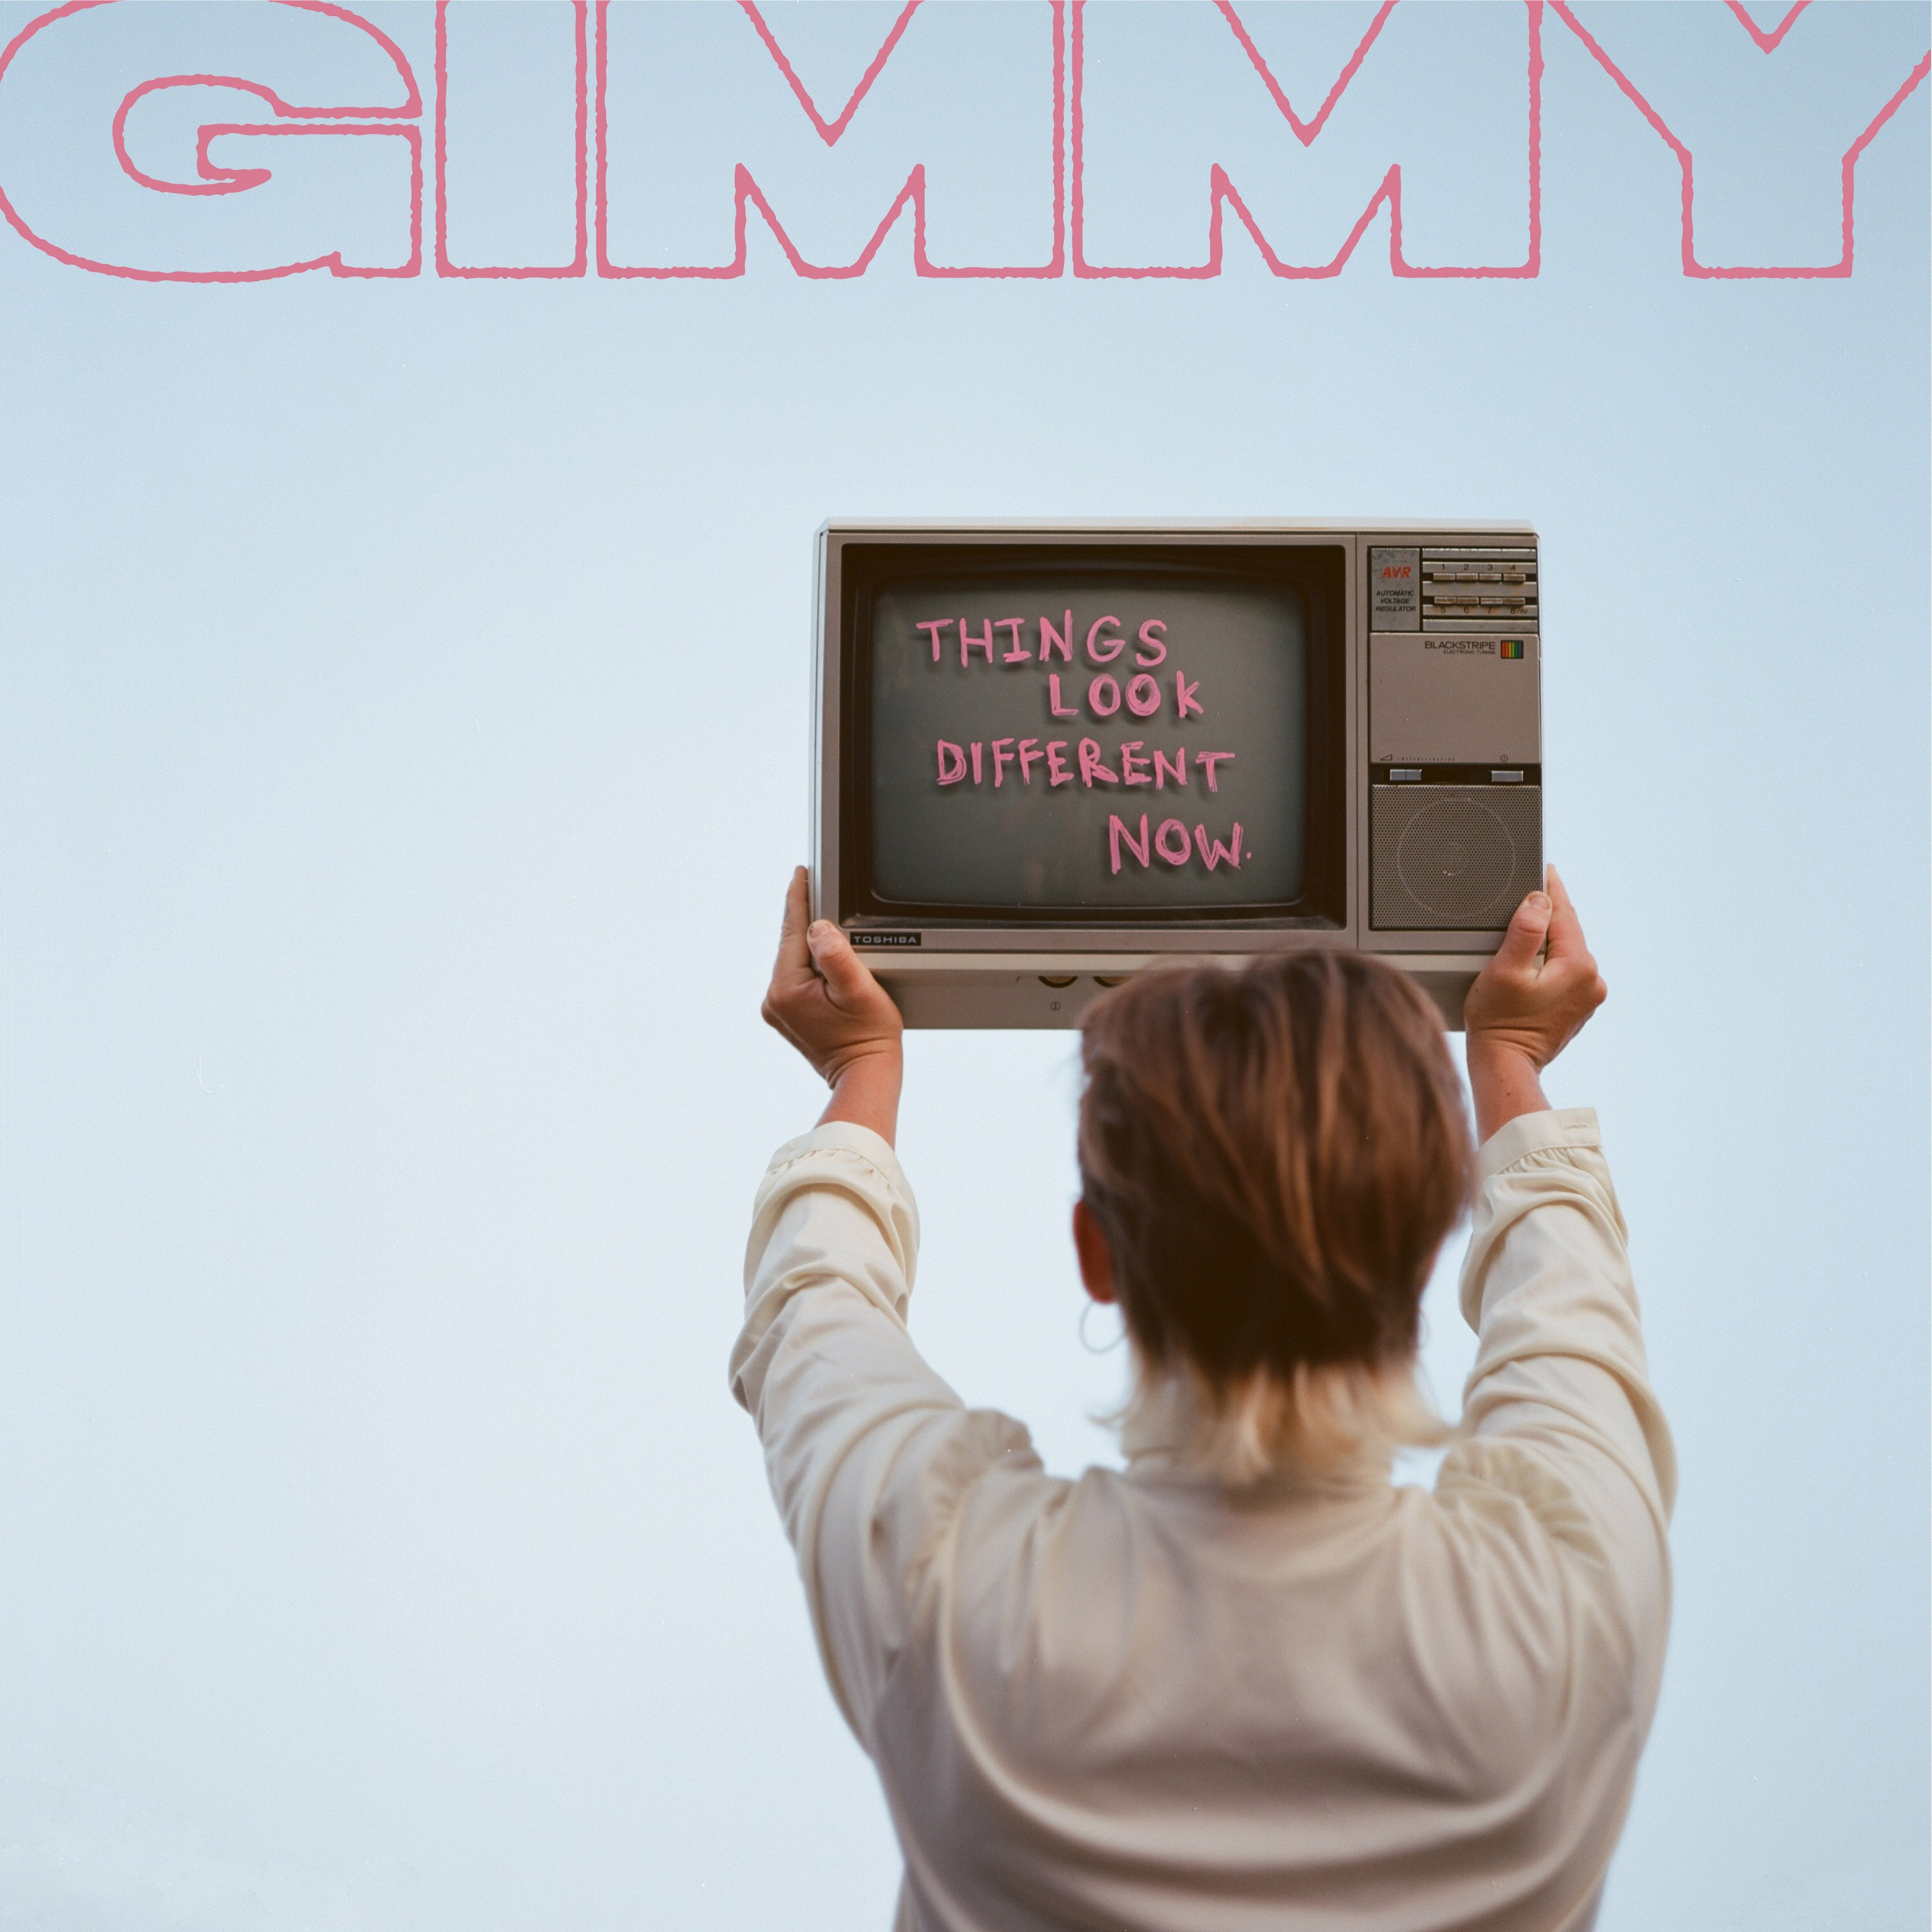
[1072,1198,1119,1305]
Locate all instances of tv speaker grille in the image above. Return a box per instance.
[1371,784,1542,931]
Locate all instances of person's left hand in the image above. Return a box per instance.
[762,868,904,1141]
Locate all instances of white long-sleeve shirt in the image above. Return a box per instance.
[731,1107,1674,1932]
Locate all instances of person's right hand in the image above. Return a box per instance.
[762,867,905,1142]
[1463,866,1605,1139]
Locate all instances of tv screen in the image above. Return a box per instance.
[842,545,1346,925]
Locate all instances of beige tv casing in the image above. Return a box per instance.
[810,521,1541,1030]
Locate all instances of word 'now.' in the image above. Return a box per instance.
[1109,814,1246,875]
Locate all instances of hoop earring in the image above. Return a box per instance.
[1078,1300,1126,1355]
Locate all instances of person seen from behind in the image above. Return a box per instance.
[737,866,1673,1931]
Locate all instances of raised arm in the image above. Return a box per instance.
[1449,872,1674,1640]
[735,871,1044,1751]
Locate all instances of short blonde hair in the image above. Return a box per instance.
[1141,1359,1453,1486]
[1078,951,1472,1484]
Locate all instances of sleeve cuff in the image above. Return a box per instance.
[766,1119,909,1191]
[1475,1105,1601,1182]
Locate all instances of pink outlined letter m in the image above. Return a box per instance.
[598,0,1063,279]
[1075,0,1540,280]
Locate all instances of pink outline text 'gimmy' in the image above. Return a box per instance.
[0,0,1924,283]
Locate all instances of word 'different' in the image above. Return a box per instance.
[936,739,1235,791]
[1109,814,1244,875]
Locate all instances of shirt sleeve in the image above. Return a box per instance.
[1444,1107,1676,1644]
[730,1122,1043,1753]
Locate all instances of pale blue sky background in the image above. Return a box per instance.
[1,3,1927,1927]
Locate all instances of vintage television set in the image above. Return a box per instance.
[810,522,1541,1029]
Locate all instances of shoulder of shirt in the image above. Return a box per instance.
[1434,1433,1606,1560]
[1475,1105,1602,1184]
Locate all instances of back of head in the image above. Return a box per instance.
[1077,951,1473,1482]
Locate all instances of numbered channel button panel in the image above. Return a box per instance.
[1421,548,1537,626]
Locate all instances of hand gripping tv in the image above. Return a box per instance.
[810,522,1542,1030]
